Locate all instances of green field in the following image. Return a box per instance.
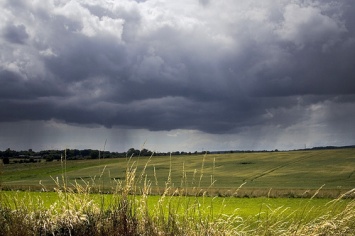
[2,148,354,197]
[1,149,355,235]
[1,187,354,235]
[1,190,349,219]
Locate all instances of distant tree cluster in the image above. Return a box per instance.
[0,147,210,165]
[0,148,126,164]
[310,145,355,150]
[3,145,353,165]
[126,148,153,157]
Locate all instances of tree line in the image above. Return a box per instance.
[0,148,207,164]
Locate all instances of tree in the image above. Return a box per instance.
[2,157,10,164]
[4,148,13,158]
[81,149,91,157]
[140,148,153,156]
[127,148,135,157]
[90,150,99,159]
[127,148,141,157]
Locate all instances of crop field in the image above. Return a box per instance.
[1,148,355,197]
[1,190,350,220]
[1,148,355,235]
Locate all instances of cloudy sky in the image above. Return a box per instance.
[1,0,355,152]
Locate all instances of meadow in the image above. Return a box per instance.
[1,190,351,220]
[1,148,354,235]
[2,148,355,197]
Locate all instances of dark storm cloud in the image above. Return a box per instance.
[3,23,29,44]
[1,0,355,135]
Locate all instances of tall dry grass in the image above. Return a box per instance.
[0,153,354,235]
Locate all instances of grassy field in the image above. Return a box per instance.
[1,190,350,220]
[1,176,354,235]
[1,148,355,197]
[1,149,355,235]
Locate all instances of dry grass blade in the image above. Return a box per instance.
[0,152,354,235]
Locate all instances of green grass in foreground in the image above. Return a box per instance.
[0,191,350,220]
[1,187,354,235]
[1,151,355,236]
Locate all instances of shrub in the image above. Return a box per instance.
[2,157,9,165]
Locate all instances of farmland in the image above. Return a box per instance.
[1,190,350,220]
[1,148,355,235]
[1,148,355,197]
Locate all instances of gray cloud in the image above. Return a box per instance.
[0,0,355,146]
[198,0,210,6]
[3,23,29,44]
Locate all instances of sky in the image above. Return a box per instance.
[1,0,355,153]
